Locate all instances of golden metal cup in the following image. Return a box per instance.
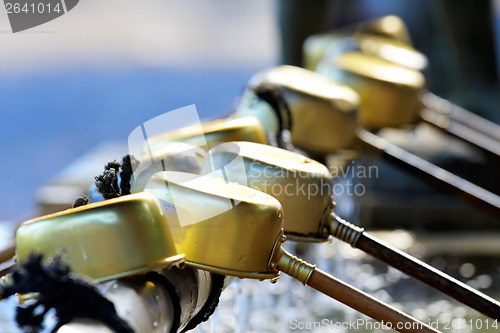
[131,116,268,192]
[304,15,413,71]
[201,142,333,242]
[235,65,359,155]
[146,116,268,154]
[318,52,425,129]
[348,34,426,70]
[15,193,184,282]
[308,33,427,72]
[144,171,284,280]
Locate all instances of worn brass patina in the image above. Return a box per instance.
[235,65,359,154]
[15,193,184,282]
[201,142,333,242]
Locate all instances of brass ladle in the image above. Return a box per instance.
[3,193,184,286]
[144,171,440,333]
[201,141,500,320]
[318,51,500,155]
[235,65,500,216]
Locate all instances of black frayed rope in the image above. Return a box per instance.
[95,160,122,200]
[1,254,134,333]
[252,84,296,152]
[73,154,141,207]
[119,154,141,196]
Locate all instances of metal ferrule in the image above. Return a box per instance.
[328,212,364,247]
[130,142,207,193]
[271,246,316,286]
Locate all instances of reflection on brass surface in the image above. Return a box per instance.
[304,15,413,70]
[361,15,413,45]
[236,65,359,154]
[147,116,268,153]
[131,142,207,193]
[319,52,424,129]
[16,193,184,282]
[202,141,333,242]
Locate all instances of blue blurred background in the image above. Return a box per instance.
[0,68,270,220]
